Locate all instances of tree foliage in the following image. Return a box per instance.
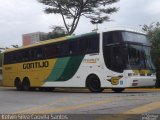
[142,22,160,87]
[46,26,67,39]
[46,32,66,39]
[38,0,119,35]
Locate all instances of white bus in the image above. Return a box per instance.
[3,29,156,92]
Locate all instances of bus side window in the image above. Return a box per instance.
[35,48,43,59]
[8,54,13,64]
[4,53,8,64]
[79,39,88,54]
[88,36,99,53]
[17,51,25,62]
[56,44,61,57]
[10,52,17,63]
[60,42,69,57]
[23,49,35,61]
[44,44,56,58]
[23,50,29,61]
[70,40,79,55]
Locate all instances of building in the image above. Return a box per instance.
[23,28,66,46]
[22,32,47,46]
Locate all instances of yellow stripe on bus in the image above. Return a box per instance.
[3,59,57,87]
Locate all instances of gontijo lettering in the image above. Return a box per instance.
[23,61,49,69]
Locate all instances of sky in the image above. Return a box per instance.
[0,0,160,48]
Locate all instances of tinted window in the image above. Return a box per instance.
[69,34,99,55]
[122,32,149,44]
[128,45,155,70]
[79,39,88,54]
[4,33,100,65]
[103,31,123,45]
[103,45,128,73]
[70,40,79,55]
[60,42,70,56]
[88,35,99,53]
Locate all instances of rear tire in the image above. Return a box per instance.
[86,75,104,93]
[112,88,125,93]
[22,78,30,91]
[15,78,22,91]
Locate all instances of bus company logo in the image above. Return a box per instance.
[23,61,49,69]
[83,58,99,64]
[111,77,120,85]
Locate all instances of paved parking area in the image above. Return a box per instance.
[0,87,160,120]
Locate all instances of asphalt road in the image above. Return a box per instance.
[0,87,160,120]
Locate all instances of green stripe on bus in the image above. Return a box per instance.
[46,55,84,82]
[56,55,84,81]
[46,57,70,81]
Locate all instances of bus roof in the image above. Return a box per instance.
[4,32,97,53]
[98,28,146,35]
[4,29,145,53]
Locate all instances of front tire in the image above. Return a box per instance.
[86,75,104,93]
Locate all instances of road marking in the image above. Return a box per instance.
[123,101,160,114]
[13,97,69,114]
[13,96,92,114]
[33,99,114,114]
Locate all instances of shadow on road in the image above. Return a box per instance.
[0,87,155,94]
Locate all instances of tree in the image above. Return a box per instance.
[46,31,66,39]
[142,22,160,88]
[45,26,67,40]
[38,0,119,35]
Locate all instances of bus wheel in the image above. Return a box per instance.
[22,78,30,91]
[15,78,22,91]
[86,75,104,93]
[112,88,125,93]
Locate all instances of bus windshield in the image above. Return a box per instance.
[128,44,155,70]
[103,31,155,73]
[103,45,128,73]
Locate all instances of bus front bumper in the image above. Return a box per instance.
[124,76,156,87]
